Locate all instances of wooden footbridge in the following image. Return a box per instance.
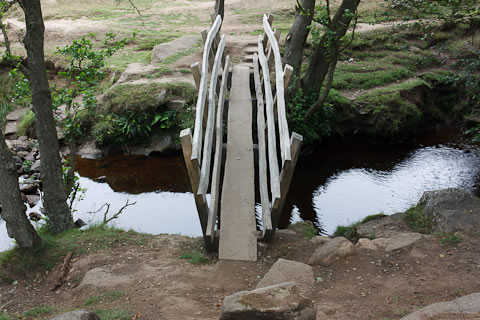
[180,14,303,261]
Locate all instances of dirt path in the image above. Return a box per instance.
[1,230,479,319]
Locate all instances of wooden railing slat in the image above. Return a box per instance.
[206,55,231,239]
[191,15,222,165]
[198,34,226,196]
[257,35,281,206]
[263,14,291,166]
[253,53,273,237]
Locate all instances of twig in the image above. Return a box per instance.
[0,300,13,310]
[51,251,74,291]
[103,200,136,224]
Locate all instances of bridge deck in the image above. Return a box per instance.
[218,65,257,261]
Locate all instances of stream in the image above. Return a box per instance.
[1,128,479,251]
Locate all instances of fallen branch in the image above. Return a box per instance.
[51,251,74,291]
[103,200,136,225]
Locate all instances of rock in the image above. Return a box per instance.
[417,188,480,233]
[145,134,180,155]
[18,136,28,142]
[400,292,480,320]
[155,90,168,106]
[220,282,316,320]
[116,63,157,84]
[4,122,17,135]
[29,212,42,222]
[256,259,314,295]
[276,229,297,236]
[50,310,100,320]
[19,183,39,195]
[5,139,13,150]
[6,108,27,121]
[356,212,410,238]
[310,236,330,245]
[26,195,40,207]
[15,144,30,152]
[308,237,354,266]
[74,219,87,228]
[151,35,200,64]
[356,238,378,251]
[25,152,36,161]
[31,159,41,172]
[371,232,423,251]
[96,176,107,183]
[12,156,23,169]
[78,140,103,160]
[17,150,29,158]
[167,99,186,111]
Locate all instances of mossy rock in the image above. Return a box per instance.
[98,81,196,114]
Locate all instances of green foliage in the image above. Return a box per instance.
[287,87,333,144]
[404,205,433,233]
[179,250,210,264]
[466,125,480,142]
[440,234,463,245]
[333,224,359,241]
[334,214,387,241]
[382,0,480,27]
[17,109,35,137]
[84,291,124,305]
[288,221,318,239]
[22,306,55,317]
[8,65,31,107]
[53,31,132,142]
[333,66,414,90]
[94,310,131,320]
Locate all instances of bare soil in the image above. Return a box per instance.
[1,229,479,319]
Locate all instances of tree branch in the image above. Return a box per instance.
[304,59,337,122]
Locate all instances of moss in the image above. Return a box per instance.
[287,221,318,239]
[99,81,195,114]
[403,205,433,234]
[333,66,414,90]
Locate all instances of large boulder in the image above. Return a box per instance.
[220,282,316,320]
[77,140,103,160]
[256,259,314,295]
[400,292,480,320]
[50,310,100,320]
[417,188,480,233]
[151,35,200,64]
[308,237,354,266]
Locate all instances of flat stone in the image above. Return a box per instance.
[356,212,410,238]
[167,99,186,111]
[151,35,200,64]
[117,63,157,84]
[26,195,40,207]
[145,134,180,155]
[31,159,41,172]
[400,292,480,320]
[418,188,480,233]
[220,282,316,320]
[50,310,100,320]
[5,121,18,135]
[371,232,423,252]
[356,238,379,251]
[17,151,29,158]
[25,152,36,161]
[78,140,103,160]
[12,156,23,169]
[19,183,39,195]
[6,108,27,121]
[310,236,330,245]
[256,259,315,295]
[308,237,354,266]
[80,267,133,288]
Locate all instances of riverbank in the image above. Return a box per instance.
[0,206,479,319]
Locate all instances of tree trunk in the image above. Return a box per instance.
[18,0,73,234]
[283,0,316,86]
[215,0,224,20]
[0,131,41,248]
[301,0,361,93]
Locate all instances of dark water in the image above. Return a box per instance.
[1,129,480,251]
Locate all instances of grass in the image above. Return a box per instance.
[0,313,13,320]
[84,291,124,306]
[440,234,463,245]
[0,224,150,276]
[22,306,55,318]
[287,221,318,240]
[17,109,35,137]
[179,250,210,264]
[403,205,433,234]
[333,213,388,241]
[95,309,131,320]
